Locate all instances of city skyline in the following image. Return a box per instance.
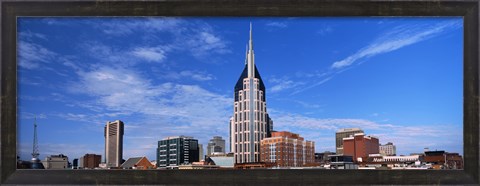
[18,17,462,162]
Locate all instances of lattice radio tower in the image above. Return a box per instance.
[31,116,39,159]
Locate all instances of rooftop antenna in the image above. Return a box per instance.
[32,116,39,159]
[30,116,44,169]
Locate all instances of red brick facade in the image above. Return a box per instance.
[343,133,379,162]
[83,154,101,169]
[260,131,315,167]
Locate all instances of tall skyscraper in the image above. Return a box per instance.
[207,136,226,155]
[157,136,199,168]
[104,120,124,168]
[230,23,273,163]
[335,128,364,155]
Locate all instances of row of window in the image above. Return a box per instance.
[242,79,261,90]
[235,100,266,112]
[233,121,267,133]
[233,143,262,153]
[233,131,266,143]
[234,110,267,123]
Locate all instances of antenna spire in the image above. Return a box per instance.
[247,22,255,78]
[245,43,248,65]
[249,22,253,51]
[31,116,39,159]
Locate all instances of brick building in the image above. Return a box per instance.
[424,150,463,169]
[260,131,315,167]
[343,133,379,162]
[80,154,101,169]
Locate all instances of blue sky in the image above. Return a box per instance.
[17,17,463,161]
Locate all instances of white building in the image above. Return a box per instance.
[230,23,273,163]
[199,144,204,161]
[42,154,69,169]
[379,142,396,156]
[207,136,226,155]
[104,120,124,168]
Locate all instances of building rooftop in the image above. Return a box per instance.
[336,128,363,133]
[163,135,194,140]
[209,157,234,168]
[120,157,145,168]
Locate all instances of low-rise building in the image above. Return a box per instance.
[157,136,200,168]
[121,157,155,169]
[80,154,101,169]
[260,131,315,167]
[42,154,69,169]
[328,155,357,169]
[343,133,379,162]
[424,150,463,169]
[315,151,336,165]
[379,142,396,156]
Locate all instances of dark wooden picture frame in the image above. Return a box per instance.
[1,0,479,185]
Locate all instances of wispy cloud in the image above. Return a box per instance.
[95,18,230,59]
[131,46,170,63]
[163,70,215,81]
[98,18,182,36]
[20,112,47,120]
[285,19,461,95]
[268,76,305,93]
[18,41,57,69]
[266,22,288,28]
[331,20,461,69]
[316,26,333,36]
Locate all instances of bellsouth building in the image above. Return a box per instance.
[230,24,273,164]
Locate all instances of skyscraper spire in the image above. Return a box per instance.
[245,43,248,65]
[247,22,255,78]
[249,22,253,51]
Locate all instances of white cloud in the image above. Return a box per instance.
[331,20,461,69]
[268,76,305,94]
[266,22,288,28]
[18,41,57,69]
[164,70,215,81]
[184,31,230,58]
[289,20,461,95]
[99,18,182,36]
[316,26,333,36]
[20,112,47,120]
[19,31,47,40]
[132,46,169,62]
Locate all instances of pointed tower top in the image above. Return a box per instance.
[245,43,248,65]
[249,22,253,51]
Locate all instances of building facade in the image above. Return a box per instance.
[260,131,315,167]
[315,151,336,165]
[42,154,69,169]
[379,142,396,156]
[230,23,273,164]
[199,144,204,160]
[207,136,226,155]
[343,133,379,162]
[81,154,101,169]
[335,128,364,155]
[157,136,200,168]
[424,150,464,169]
[104,120,124,168]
